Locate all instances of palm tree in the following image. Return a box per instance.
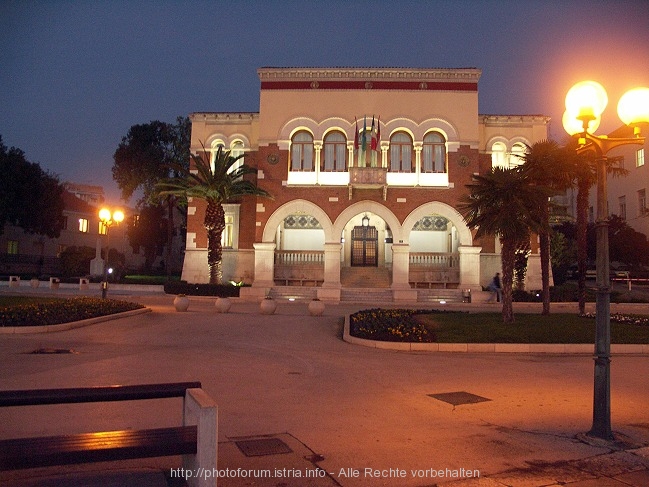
[156,146,271,284]
[459,167,551,323]
[518,140,573,315]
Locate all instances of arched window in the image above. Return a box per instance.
[209,140,226,172]
[510,142,526,167]
[422,132,446,173]
[229,140,245,174]
[322,131,347,172]
[491,142,507,169]
[291,131,314,171]
[389,132,413,172]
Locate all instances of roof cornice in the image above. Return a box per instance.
[257,67,482,82]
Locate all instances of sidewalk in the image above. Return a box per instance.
[1,293,648,486]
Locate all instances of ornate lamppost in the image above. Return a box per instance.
[98,208,124,299]
[562,82,649,440]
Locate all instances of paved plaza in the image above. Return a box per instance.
[1,289,649,486]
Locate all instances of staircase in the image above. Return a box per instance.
[416,288,464,303]
[268,286,317,301]
[340,287,394,303]
[340,267,391,288]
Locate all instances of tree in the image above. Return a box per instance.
[518,140,573,314]
[460,167,550,323]
[589,215,649,269]
[562,140,626,314]
[0,136,65,238]
[112,117,190,277]
[156,146,271,284]
[126,204,168,272]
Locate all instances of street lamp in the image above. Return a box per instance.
[98,208,124,299]
[562,81,649,440]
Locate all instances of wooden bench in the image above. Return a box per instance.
[0,382,217,487]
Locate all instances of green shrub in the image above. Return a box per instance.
[163,281,246,297]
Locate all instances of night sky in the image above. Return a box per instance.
[2,0,648,203]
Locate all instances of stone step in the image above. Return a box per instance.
[268,286,317,301]
[340,267,391,288]
[417,289,463,303]
[340,288,394,302]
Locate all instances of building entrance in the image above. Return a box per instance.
[351,225,378,267]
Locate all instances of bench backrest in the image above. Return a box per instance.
[0,382,202,407]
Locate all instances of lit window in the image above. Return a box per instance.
[422,132,446,173]
[491,142,507,169]
[7,240,18,254]
[230,140,245,175]
[78,218,89,233]
[99,221,108,235]
[639,189,647,215]
[510,143,526,168]
[221,215,234,248]
[389,132,413,172]
[323,131,347,172]
[618,196,626,219]
[637,148,645,167]
[209,140,226,172]
[290,131,314,171]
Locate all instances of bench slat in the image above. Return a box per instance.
[0,382,202,407]
[0,426,198,470]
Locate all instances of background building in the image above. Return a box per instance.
[184,67,551,301]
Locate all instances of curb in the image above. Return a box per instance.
[342,315,649,354]
[0,308,152,334]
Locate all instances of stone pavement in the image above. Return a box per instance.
[1,288,649,486]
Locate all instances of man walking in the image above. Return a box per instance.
[487,272,502,303]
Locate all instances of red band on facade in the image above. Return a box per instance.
[260,80,478,91]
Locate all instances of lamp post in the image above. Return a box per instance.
[98,208,124,299]
[562,82,649,440]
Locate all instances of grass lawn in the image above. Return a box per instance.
[349,308,649,344]
[0,296,144,327]
[415,313,649,344]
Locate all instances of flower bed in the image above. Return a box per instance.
[349,308,464,343]
[582,313,649,326]
[0,297,144,327]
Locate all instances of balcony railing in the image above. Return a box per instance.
[409,252,459,268]
[274,251,325,286]
[275,250,325,265]
[408,252,460,288]
[349,167,387,185]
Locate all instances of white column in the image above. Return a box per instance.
[252,242,276,288]
[322,242,342,288]
[458,245,482,290]
[390,243,411,290]
[314,142,322,183]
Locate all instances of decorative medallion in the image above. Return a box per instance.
[284,215,322,229]
[267,153,279,165]
[458,155,470,167]
[310,81,320,89]
[364,81,373,89]
[419,82,428,90]
[413,216,449,232]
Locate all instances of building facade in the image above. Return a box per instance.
[183,67,550,301]
[589,124,649,238]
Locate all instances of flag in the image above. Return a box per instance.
[354,117,359,151]
[376,116,380,150]
[361,116,367,151]
[370,116,377,151]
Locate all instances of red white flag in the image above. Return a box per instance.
[354,117,359,151]
[370,116,377,151]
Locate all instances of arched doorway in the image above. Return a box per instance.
[351,214,378,267]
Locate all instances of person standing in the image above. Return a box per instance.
[487,272,502,303]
